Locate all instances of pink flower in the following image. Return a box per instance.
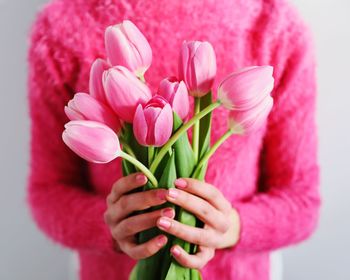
[133,96,173,147]
[89,59,111,104]
[62,120,121,163]
[228,95,273,134]
[105,20,152,77]
[178,41,217,97]
[158,77,189,120]
[218,66,274,110]
[103,66,152,123]
[64,92,120,132]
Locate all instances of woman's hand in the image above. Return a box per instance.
[156,178,241,269]
[104,173,176,260]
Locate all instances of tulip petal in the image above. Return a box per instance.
[73,93,120,131]
[144,107,162,145]
[89,59,110,103]
[158,77,177,103]
[228,95,273,134]
[171,81,189,120]
[193,42,216,95]
[64,105,85,121]
[154,104,173,147]
[122,20,152,72]
[133,104,148,146]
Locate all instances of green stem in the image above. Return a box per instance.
[192,129,234,177]
[120,151,158,188]
[148,146,154,166]
[192,97,201,163]
[120,141,136,158]
[150,101,221,174]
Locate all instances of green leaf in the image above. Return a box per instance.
[136,152,177,280]
[129,264,139,280]
[197,92,213,160]
[123,123,148,166]
[172,112,196,178]
[190,269,202,280]
[165,261,190,280]
[122,158,136,176]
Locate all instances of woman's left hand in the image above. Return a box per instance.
[156,178,241,269]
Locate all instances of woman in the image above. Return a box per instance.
[26,0,321,279]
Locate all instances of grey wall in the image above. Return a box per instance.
[0,0,349,279]
[0,1,71,280]
[282,1,350,279]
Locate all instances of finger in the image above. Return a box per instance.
[110,188,168,223]
[113,207,175,239]
[106,173,147,206]
[123,234,168,260]
[156,217,218,247]
[170,245,215,269]
[174,178,231,212]
[165,188,229,232]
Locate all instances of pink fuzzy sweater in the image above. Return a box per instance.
[26,0,321,279]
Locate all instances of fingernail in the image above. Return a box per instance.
[161,208,175,218]
[171,246,181,257]
[156,189,167,200]
[158,218,171,229]
[168,188,178,199]
[156,235,167,247]
[136,174,147,183]
[174,178,187,189]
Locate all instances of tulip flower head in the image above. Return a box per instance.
[178,40,217,97]
[64,92,120,132]
[62,120,121,163]
[218,66,274,110]
[158,77,189,121]
[228,95,273,135]
[103,66,152,123]
[89,59,111,104]
[133,96,173,147]
[105,20,152,77]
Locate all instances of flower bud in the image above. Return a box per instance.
[62,120,121,163]
[105,20,152,77]
[133,96,173,147]
[218,66,274,110]
[103,66,152,123]
[178,41,217,97]
[64,92,120,132]
[158,77,189,120]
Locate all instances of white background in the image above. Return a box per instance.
[0,0,349,279]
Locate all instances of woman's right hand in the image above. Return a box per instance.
[104,172,175,260]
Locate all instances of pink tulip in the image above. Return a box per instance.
[178,41,217,97]
[103,66,152,123]
[64,92,120,132]
[62,120,121,163]
[158,77,189,120]
[133,96,173,147]
[105,20,152,77]
[228,95,273,134]
[218,66,274,110]
[89,59,111,104]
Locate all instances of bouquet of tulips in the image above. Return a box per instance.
[62,20,274,280]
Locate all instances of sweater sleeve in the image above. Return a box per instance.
[232,23,321,252]
[26,13,118,255]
